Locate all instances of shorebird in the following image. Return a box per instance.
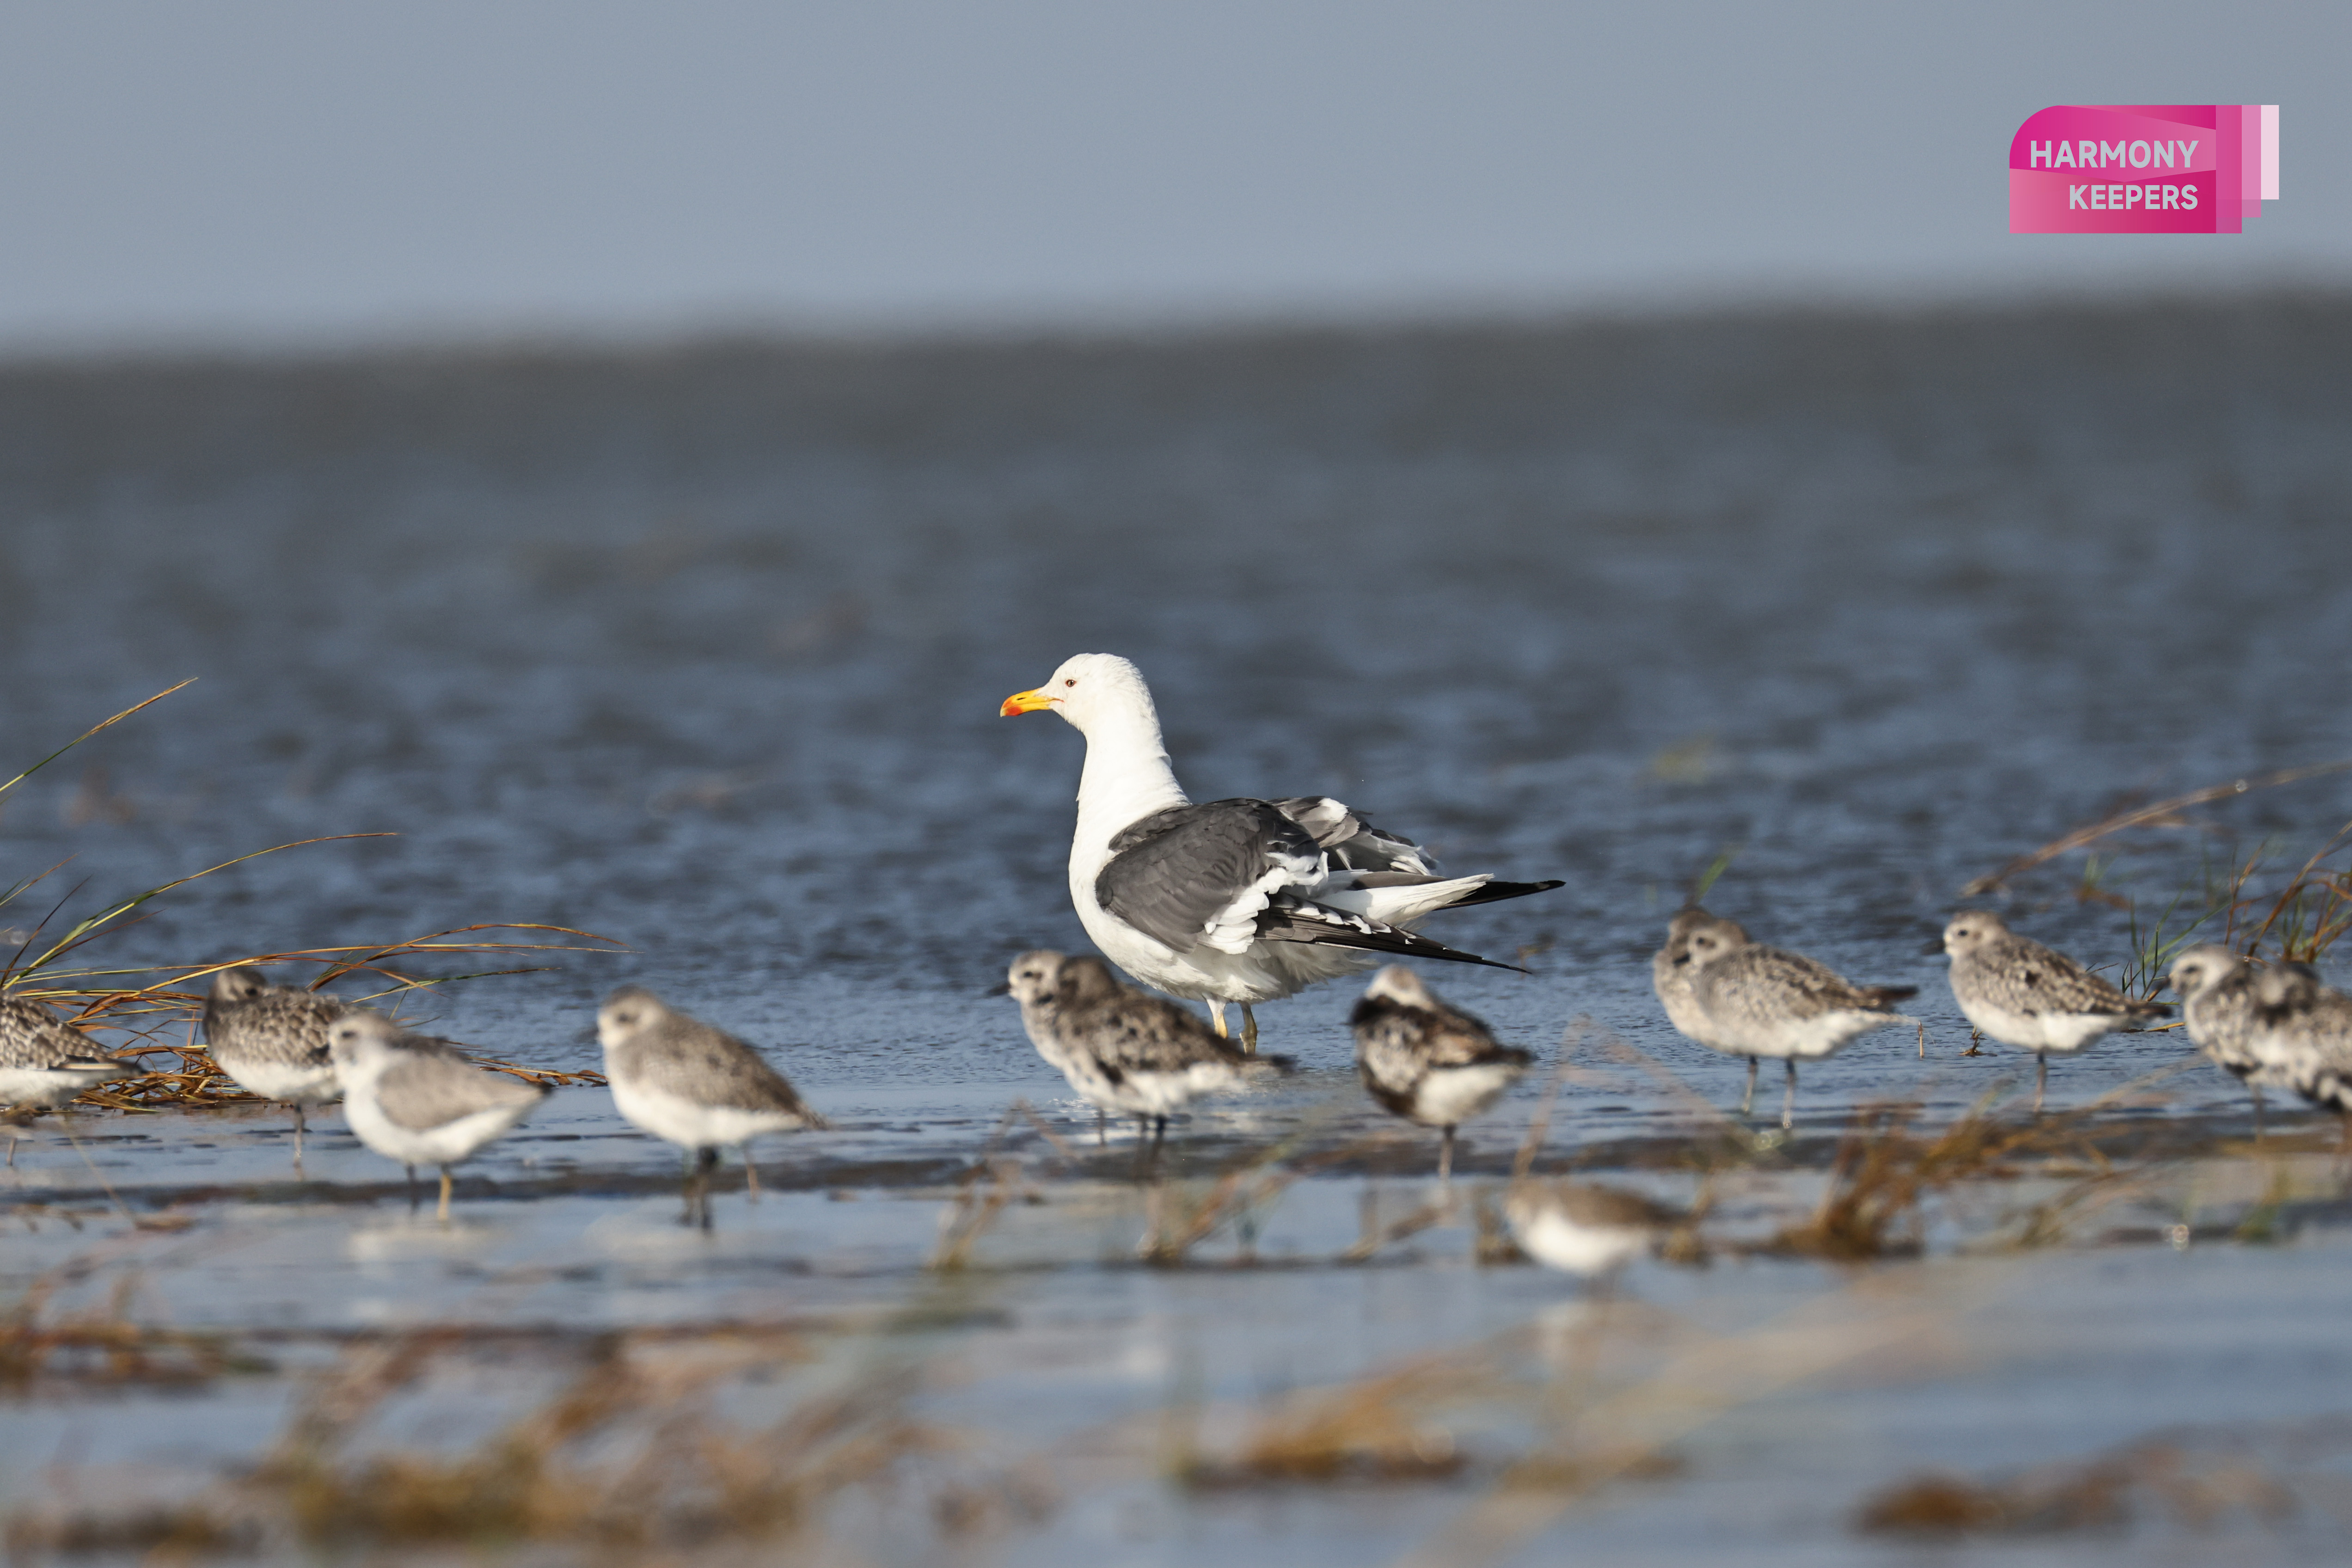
[1350,965,1532,1180]
[2167,945,2288,1121]
[2249,963,2352,1130]
[1935,911,2170,1112]
[597,986,827,1215]
[1002,951,1291,1156]
[1001,653,1561,1052]
[328,1011,548,1219]
[1504,1178,1680,1276]
[202,966,345,1162]
[0,996,138,1166]
[1682,916,1916,1129]
[1653,906,1747,1056]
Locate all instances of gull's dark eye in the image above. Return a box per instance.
[1064,678,1076,687]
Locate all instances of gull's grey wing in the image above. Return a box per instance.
[1097,799,1323,951]
[1274,796,1439,875]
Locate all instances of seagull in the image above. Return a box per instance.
[1001,653,1562,1052]
[1350,965,1532,1180]
[1681,916,1916,1129]
[0,996,138,1166]
[203,966,345,1163]
[328,1011,549,1219]
[1504,1178,1681,1277]
[2167,946,2290,1123]
[1935,911,2170,1113]
[1002,950,1291,1156]
[596,986,828,1215]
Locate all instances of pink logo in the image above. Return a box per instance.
[2010,105,2278,233]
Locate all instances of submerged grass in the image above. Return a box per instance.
[1857,1422,2317,1539]
[0,686,621,1115]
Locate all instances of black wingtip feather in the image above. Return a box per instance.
[1440,878,1566,909]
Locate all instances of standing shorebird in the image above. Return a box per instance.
[1001,654,1561,1052]
[2167,946,2288,1122]
[203,966,344,1164]
[329,1011,549,1220]
[0,996,139,1166]
[1935,912,2170,1113]
[1653,906,1749,1059]
[1504,1178,1680,1277]
[596,986,827,1219]
[1350,966,1533,1181]
[1683,917,1916,1129]
[2249,964,2352,1131]
[1003,951,1291,1157]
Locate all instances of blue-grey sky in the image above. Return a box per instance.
[0,1,2342,349]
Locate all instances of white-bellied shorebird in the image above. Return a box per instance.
[1936,911,2168,1112]
[1351,964,1531,1180]
[329,1011,547,1219]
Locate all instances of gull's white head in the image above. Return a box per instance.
[1000,653,1157,734]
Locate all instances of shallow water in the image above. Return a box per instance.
[6,296,2352,1561]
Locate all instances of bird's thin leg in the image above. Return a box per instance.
[1240,1004,1258,1056]
[1781,1060,1797,1133]
[405,1164,419,1213]
[2035,1054,2047,1115]
[2254,1086,2266,1140]
[292,1102,307,1166]
[1740,1057,1758,1117]
[1096,1109,1107,1148]
[742,1144,760,1201]
[1208,1002,1228,1039]
[436,1167,454,1223]
[1438,1125,1456,1184]
[1152,1115,1168,1154]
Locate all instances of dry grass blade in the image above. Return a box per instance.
[1963,760,2352,896]
[0,679,196,802]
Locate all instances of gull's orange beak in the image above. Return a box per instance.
[1001,688,1056,717]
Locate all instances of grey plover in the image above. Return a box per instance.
[0,996,138,1165]
[1004,952,1290,1155]
[328,1011,549,1219]
[596,986,827,1213]
[2167,945,2289,1119]
[1936,911,2170,1112]
[1504,1178,1679,1276]
[1684,917,1916,1129]
[1653,906,1748,1057]
[203,966,344,1162]
[2249,963,2352,1127]
[1351,965,1532,1180]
